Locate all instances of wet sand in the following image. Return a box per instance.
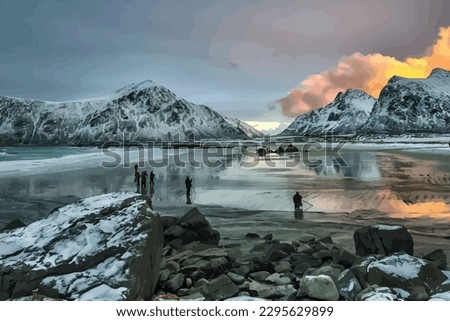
[1,147,450,263]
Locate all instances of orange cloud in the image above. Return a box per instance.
[279,26,450,117]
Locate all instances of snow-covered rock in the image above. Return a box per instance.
[362,68,450,134]
[367,253,447,300]
[354,224,413,256]
[0,192,164,300]
[355,285,399,301]
[429,291,450,301]
[336,269,362,301]
[281,89,376,136]
[0,81,259,145]
[298,275,340,300]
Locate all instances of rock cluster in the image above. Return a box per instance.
[155,211,450,301]
[1,198,449,301]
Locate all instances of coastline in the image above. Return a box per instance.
[1,145,450,261]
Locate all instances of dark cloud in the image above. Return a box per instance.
[0,0,448,123]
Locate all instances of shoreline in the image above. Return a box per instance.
[1,145,450,265]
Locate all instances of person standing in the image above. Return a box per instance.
[150,171,155,189]
[141,171,148,192]
[185,176,193,204]
[293,191,303,211]
[134,170,141,193]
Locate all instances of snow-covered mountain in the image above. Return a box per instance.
[225,117,263,138]
[281,89,376,136]
[362,68,450,134]
[0,80,260,145]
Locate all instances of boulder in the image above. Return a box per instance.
[245,233,260,239]
[367,253,447,299]
[336,269,362,301]
[265,273,292,285]
[354,224,413,256]
[194,275,239,300]
[227,272,246,284]
[252,240,296,262]
[355,285,399,301]
[336,248,361,268]
[249,271,271,282]
[306,265,344,282]
[165,274,185,292]
[423,249,447,269]
[163,208,220,246]
[0,193,164,300]
[298,275,339,300]
[273,260,292,273]
[259,285,296,299]
[293,262,312,276]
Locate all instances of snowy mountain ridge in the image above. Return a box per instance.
[281,89,376,136]
[362,68,450,134]
[0,80,260,145]
[281,68,450,136]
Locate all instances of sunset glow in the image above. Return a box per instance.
[279,26,450,117]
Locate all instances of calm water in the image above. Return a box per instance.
[0,147,450,227]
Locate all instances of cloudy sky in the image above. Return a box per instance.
[1,0,450,133]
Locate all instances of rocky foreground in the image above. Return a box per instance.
[0,192,163,300]
[155,210,450,301]
[0,193,449,301]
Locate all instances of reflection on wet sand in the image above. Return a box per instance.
[387,199,450,219]
[0,148,450,226]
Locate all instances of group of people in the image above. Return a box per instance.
[133,164,194,205]
[133,164,155,194]
[133,164,305,212]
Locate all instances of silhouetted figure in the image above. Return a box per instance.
[185,176,193,204]
[150,171,155,189]
[134,165,141,193]
[293,191,303,211]
[141,171,148,191]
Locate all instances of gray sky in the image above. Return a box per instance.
[1,0,449,129]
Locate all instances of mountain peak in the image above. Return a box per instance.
[429,68,450,79]
[344,88,372,97]
[113,80,160,95]
[334,89,373,101]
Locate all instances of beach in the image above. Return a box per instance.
[0,144,449,262]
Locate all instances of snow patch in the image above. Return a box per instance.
[367,254,426,280]
[373,224,402,231]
